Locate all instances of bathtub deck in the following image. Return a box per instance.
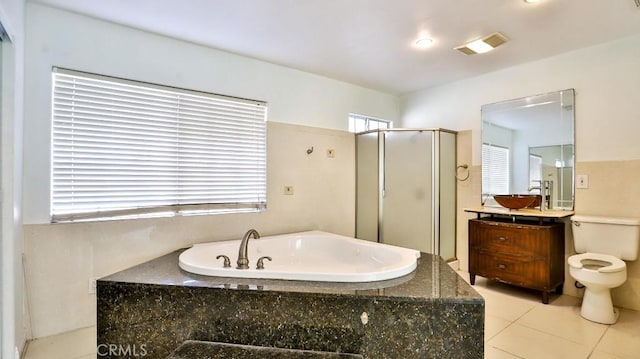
[98,249,484,358]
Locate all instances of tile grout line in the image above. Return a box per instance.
[513,319,608,354]
[483,301,537,358]
[486,343,526,359]
[485,316,514,343]
[586,321,614,358]
[513,300,611,351]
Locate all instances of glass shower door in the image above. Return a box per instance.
[381,130,433,253]
[355,132,380,242]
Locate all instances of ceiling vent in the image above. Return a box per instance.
[635,0,640,7]
[455,32,509,55]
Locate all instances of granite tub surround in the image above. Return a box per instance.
[167,341,364,358]
[98,250,484,358]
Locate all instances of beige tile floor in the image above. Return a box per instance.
[24,272,640,359]
[467,272,640,359]
[23,325,95,359]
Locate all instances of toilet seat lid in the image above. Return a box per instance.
[568,253,626,273]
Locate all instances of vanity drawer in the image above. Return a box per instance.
[472,251,546,289]
[470,225,534,255]
[469,219,561,257]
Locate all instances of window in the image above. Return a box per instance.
[348,113,391,133]
[51,68,267,222]
[482,143,510,199]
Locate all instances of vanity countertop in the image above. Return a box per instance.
[465,206,574,219]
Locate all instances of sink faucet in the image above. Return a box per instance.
[528,183,541,193]
[529,180,552,211]
[236,229,260,269]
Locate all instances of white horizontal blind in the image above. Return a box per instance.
[482,143,510,196]
[51,68,267,222]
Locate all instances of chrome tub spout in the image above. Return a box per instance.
[237,229,260,269]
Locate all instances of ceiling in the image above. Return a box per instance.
[32,0,640,94]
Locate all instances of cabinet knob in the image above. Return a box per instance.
[498,237,507,242]
[498,264,506,269]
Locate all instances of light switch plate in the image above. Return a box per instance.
[576,175,589,189]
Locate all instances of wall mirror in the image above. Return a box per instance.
[481,89,575,210]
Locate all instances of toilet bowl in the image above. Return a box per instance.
[568,253,626,324]
[569,215,640,325]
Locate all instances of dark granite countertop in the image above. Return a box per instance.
[101,249,482,304]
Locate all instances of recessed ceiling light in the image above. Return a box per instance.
[455,32,508,55]
[414,38,434,48]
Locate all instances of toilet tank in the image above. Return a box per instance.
[571,215,640,260]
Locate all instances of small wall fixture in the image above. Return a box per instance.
[455,32,508,55]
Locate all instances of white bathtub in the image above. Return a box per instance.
[178,231,421,282]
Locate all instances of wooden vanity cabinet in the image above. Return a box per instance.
[469,217,565,304]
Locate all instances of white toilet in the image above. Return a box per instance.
[568,215,640,324]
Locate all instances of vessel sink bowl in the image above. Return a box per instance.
[528,195,542,208]
[493,194,539,210]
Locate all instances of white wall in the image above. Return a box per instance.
[402,33,640,310]
[0,0,25,356]
[23,3,399,224]
[22,3,399,338]
[402,33,640,164]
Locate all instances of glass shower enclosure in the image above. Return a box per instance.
[356,129,457,260]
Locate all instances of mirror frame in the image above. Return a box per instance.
[481,89,575,210]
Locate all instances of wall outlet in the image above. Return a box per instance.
[284,186,294,195]
[576,175,589,189]
[327,149,335,158]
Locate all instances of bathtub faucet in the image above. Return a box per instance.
[236,229,260,269]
